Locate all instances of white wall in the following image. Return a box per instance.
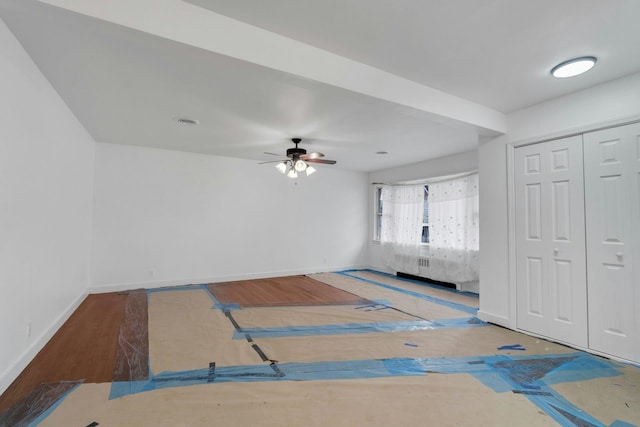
[478,135,511,325]
[90,143,369,290]
[367,149,478,273]
[0,18,94,393]
[507,72,640,143]
[478,72,640,327]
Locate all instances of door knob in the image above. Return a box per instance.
[553,248,559,256]
[616,252,623,261]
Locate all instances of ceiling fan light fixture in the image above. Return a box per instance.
[261,138,335,178]
[551,56,597,78]
[275,162,287,174]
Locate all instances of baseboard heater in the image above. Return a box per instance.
[396,272,457,290]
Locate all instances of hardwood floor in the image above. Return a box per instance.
[208,275,371,307]
[0,292,128,414]
[0,275,359,417]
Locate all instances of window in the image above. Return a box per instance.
[375,174,479,283]
[374,186,383,241]
[421,185,429,244]
[374,185,428,243]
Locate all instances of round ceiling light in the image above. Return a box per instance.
[551,56,597,78]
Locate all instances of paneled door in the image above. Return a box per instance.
[514,135,588,348]
[584,122,640,363]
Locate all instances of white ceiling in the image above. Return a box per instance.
[188,0,640,113]
[2,0,640,172]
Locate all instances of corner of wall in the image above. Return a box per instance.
[477,310,513,329]
[0,290,88,395]
[0,15,96,396]
[478,135,511,321]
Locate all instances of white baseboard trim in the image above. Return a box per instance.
[87,265,370,294]
[477,310,512,328]
[0,289,88,396]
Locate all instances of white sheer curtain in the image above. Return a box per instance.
[380,185,423,274]
[428,173,479,283]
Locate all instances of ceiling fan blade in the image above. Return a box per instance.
[300,152,324,160]
[306,158,336,165]
[264,152,283,157]
[258,159,287,164]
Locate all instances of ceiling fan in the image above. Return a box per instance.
[260,138,336,178]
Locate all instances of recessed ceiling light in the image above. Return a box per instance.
[376,151,389,155]
[173,117,199,126]
[551,56,597,78]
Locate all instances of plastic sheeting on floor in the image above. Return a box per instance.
[6,271,640,426]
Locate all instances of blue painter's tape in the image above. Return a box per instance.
[530,393,606,427]
[232,318,486,339]
[107,351,625,427]
[512,390,552,396]
[109,380,156,400]
[109,358,404,398]
[384,353,616,427]
[233,320,434,339]
[270,363,284,377]
[610,421,639,427]
[497,344,526,351]
[542,355,622,386]
[370,299,393,306]
[341,269,480,298]
[145,284,203,293]
[522,384,542,390]
[26,382,83,427]
[355,300,393,309]
[478,353,621,427]
[434,317,487,328]
[473,370,515,393]
[200,285,240,311]
[213,359,389,382]
[144,284,240,311]
[110,359,405,399]
[337,271,478,315]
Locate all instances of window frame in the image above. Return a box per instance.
[373,186,383,242]
[421,185,430,245]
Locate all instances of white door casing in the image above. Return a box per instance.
[584,123,640,363]
[515,135,588,348]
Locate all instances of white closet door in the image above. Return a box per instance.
[584,123,640,363]
[515,135,588,347]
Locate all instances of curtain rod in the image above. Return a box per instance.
[371,170,478,186]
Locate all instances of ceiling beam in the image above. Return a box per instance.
[35,0,507,135]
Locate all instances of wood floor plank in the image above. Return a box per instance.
[208,275,371,308]
[0,292,128,414]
